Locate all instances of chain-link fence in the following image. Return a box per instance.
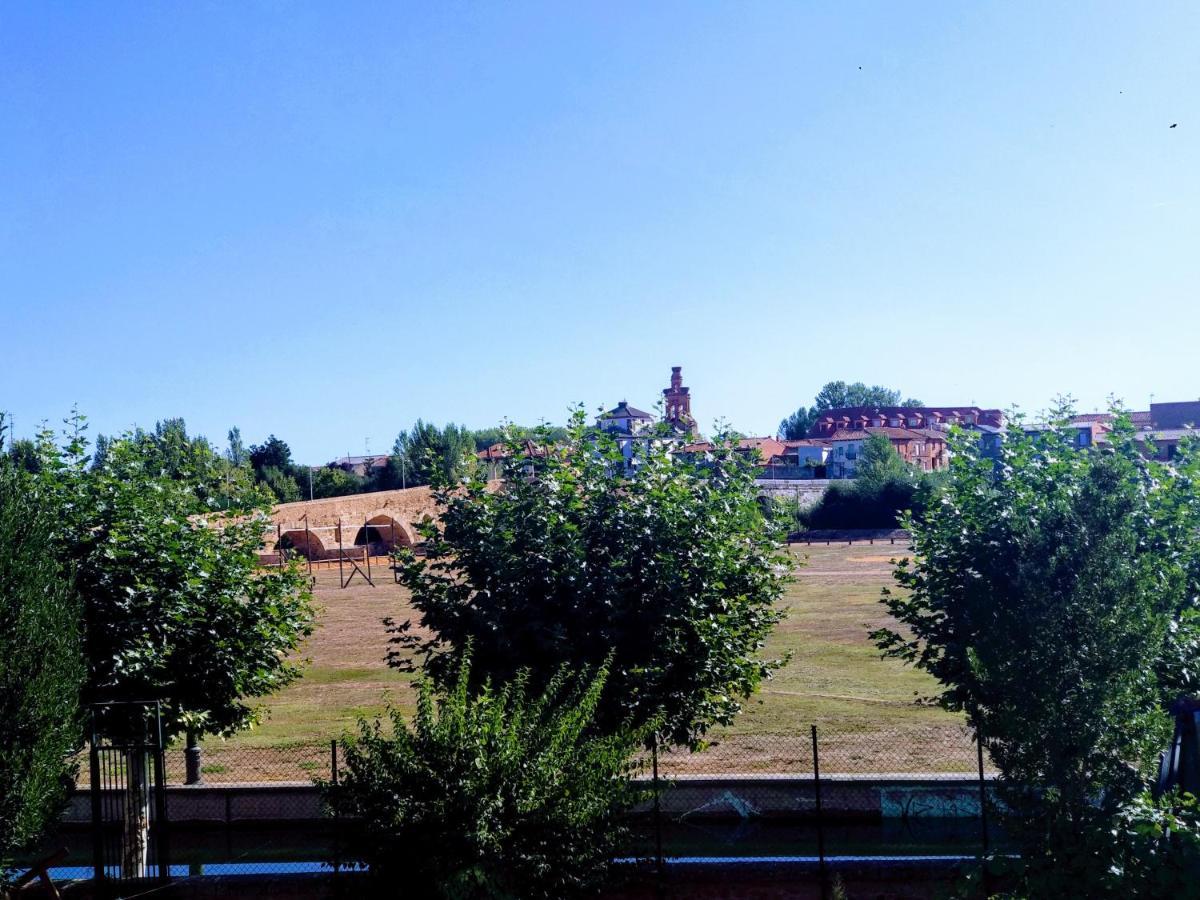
[55,725,996,890]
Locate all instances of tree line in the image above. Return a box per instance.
[4,416,569,505]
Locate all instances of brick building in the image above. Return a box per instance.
[825,427,948,479]
[808,406,1003,437]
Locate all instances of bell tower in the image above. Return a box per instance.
[662,366,697,435]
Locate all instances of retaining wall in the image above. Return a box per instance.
[62,774,991,826]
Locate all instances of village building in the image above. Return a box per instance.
[807,406,1004,437]
[662,366,699,436]
[330,454,390,477]
[1071,400,1199,461]
[824,427,948,479]
[596,366,701,471]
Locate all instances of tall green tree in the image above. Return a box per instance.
[778,381,924,439]
[226,426,247,467]
[391,420,476,487]
[392,412,790,747]
[854,432,918,491]
[873,404,1200,895]
[34,413,315,744]
[0,424,84,880]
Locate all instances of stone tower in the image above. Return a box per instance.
[663,366,698,436]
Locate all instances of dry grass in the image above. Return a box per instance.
[189,543,974,778]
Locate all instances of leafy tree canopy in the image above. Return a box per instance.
[390,420,476,488]
[874,402,1200,894]
[249,434,294,473]
[471,423,569,452]
[855,432,919,490]
[391,411,790,747]
[33,411,314,743]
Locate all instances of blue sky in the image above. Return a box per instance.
[2,2,1197,462]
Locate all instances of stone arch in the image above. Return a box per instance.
[352,513,417,551]
[280,528,326,560]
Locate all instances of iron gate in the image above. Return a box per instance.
[89,701,171,884]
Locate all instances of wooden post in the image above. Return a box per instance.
[365,519,372,582]
[337,519,345,588]
[304,515,312,576]
[812,725,828,895]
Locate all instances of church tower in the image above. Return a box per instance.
[662,366,698,435]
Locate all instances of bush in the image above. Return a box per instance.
[0,457,84,878]
[326,654,647,899]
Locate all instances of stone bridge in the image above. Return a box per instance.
[263,486,439,561]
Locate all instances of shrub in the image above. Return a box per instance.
[326,654,647,899]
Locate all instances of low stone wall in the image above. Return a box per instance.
[754,480,830,509]
[63,774,990,826]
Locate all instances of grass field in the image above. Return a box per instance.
[188,543,978,779]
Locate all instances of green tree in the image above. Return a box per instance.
[327,653,647,899]
[257,464,301,503]
[777,407,817,441]
[778,381,923,439]
[248,434,294,472]
[0,426,84,880]
[855,432,917,491]
[471,424,569,452]
[34,413,315,744]
[873,404,1200,896]
[29,412,314,876]
[226,426,248,467]
[5,436,41,474]
[392,411,790,747]
[310,465,366,498]
[391,420,476,487]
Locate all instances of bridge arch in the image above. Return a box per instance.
[352,513,417,551]
[279,528,326,560]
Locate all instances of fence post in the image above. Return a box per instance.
[89,727,104,884]
[652,736,665,897]
[331,739,341,876]
[812,725,828,897]
[184,729,203,785]
[337,520,345,588]
[977,728,990,894]
[304,515,312,577]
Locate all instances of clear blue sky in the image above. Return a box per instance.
[2,2,1197,463]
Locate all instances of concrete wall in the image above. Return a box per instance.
[63,774,989,825]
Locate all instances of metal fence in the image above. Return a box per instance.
[61,725,995,881]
